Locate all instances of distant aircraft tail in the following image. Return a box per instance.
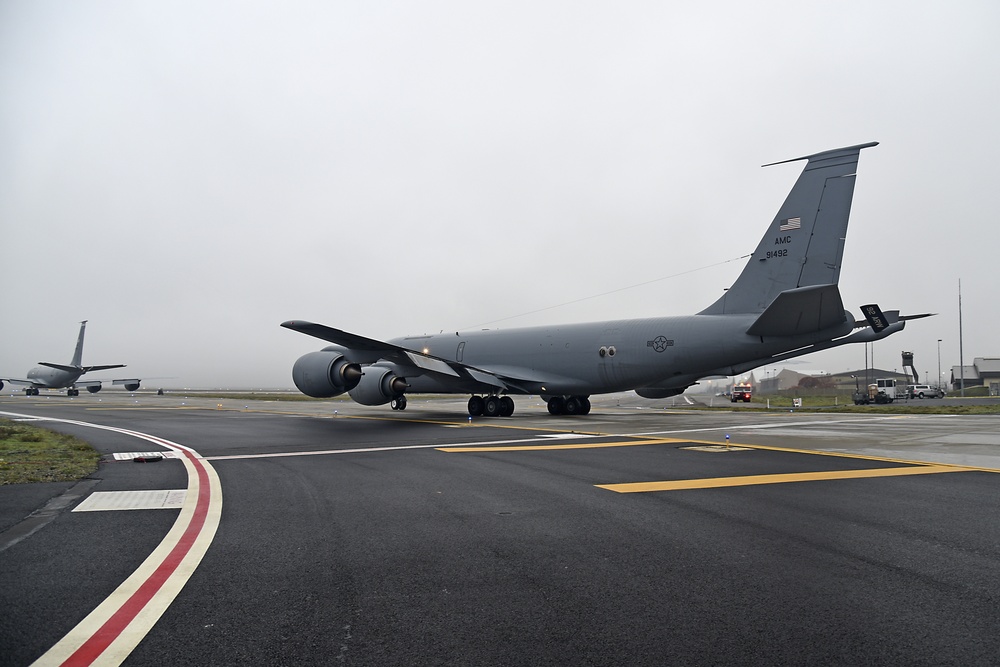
[47,320,124,373]
[699,142,878,316]
[71,320,88,367]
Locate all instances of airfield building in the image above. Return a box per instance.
[951,357,1000,395]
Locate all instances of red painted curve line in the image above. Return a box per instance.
[60,447,212,666]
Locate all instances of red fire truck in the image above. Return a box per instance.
[731,383,753,403]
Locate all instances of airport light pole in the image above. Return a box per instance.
[959,280,965,398]
[937,339,942,391]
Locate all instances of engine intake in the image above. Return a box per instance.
[348,367,408,406]
[292,350,363,398]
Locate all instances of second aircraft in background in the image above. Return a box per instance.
[1,321,141,396]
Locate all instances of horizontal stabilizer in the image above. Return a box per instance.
[39,362,126,373]
[854,309,936,329]
[898,312,936,322]
[746,284,847,337]
[38,362,81,373]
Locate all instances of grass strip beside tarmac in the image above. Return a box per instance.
[0,419,99,485]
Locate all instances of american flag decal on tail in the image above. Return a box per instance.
[779,217,801,231]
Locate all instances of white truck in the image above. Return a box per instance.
[853,378,897,405]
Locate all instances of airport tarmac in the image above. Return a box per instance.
[1,392,999,666]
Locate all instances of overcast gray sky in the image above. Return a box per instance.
[2,1,997,390]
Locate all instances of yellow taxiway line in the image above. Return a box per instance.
[596,465,970,493]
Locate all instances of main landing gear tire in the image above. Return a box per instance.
[483,396,502,417]
[468,395,515,417]
[500,396,515,417]
[390,396,407,411]
[547,396,591,416]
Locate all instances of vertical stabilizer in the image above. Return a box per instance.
[700,142,877,315]
[71,320,88,368]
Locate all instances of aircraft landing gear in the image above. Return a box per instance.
[390,396,407,411]
[468,394,514,417]
[25,387,39,396]
[67,389,79,397]
[547,395,591,416]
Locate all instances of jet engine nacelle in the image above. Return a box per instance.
[635,386,688,399]
[112,379,142,392]
[348,367,408,406]
[292,350,363,398]
[87,385,102,394]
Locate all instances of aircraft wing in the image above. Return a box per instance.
[0,377,34,386]
[281,321,537,392]
[282,321,397,353]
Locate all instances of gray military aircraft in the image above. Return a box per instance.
[283,142,929,417]
[0,321,141,396]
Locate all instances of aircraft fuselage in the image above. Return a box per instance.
[26,366,83,389]
[389,313,855,396]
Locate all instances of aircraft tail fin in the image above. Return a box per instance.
[71,320,88,367]
[699,142,878,315]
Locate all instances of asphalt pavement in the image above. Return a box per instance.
[2,393,998,666]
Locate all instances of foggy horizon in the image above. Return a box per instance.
[2,1,997,391]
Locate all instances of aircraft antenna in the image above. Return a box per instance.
[463,253,751,330]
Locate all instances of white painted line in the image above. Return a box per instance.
[624,416,906,438]
[207,442,452,460]
[73,490,187,512]
[206,433,598,461]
